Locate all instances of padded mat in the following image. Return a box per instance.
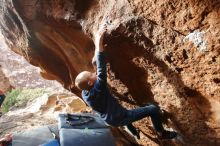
[13,126,55,146]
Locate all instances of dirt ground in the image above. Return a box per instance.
[0,93,88,137]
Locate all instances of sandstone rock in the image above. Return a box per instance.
[40,93,88,114]
[0,0,219,145]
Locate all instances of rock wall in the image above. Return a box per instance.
[0,66,11,92]
[0,0,219,145]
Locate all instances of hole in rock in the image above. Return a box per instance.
[165,54,173,64]
[212,56,216,62]
[175,67,183,73]
[182,49,188,60]
[213,78,220,84]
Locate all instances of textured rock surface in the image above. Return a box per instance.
[0,0,219,145]
[0,34,65,90]
[0,66,11,92]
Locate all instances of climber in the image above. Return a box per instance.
[0,90,6,117]
[0,134,12,146]
[75,25,177,139]
[0,86,14,116]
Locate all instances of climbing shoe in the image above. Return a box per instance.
[159,130,177,139]
[126,124,140,139]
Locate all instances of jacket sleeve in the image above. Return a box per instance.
[96,51,107,83]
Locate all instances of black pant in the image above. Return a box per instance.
[119,104,164,132]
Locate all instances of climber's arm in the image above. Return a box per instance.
[92,24,107,82]
[94,25,107,82]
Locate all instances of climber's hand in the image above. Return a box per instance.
[95,24,107,52]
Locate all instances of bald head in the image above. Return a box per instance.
[75,71,96,90]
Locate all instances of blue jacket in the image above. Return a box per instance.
[82,51,127,126]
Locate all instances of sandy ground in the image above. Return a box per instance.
[0,93,88,137]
